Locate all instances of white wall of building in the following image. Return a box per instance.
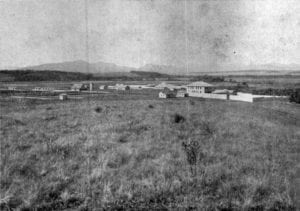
[188,92,228,100]
[229,92,253,102]
[187,86,205,94]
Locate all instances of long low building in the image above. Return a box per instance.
[107,84,130,90]
[155,82,186,91]
[185,81,288,103]
[32,87,55,92]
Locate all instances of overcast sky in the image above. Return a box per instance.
[0,0,299,71]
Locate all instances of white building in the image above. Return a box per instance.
[59,93,68,100]
[129,85,143,89]
[212,89,234,94]
[8,86,17,91]
[71,83,89,91]
[155,82,184,91]
[186,81,213,94]
[32,87,54,92]
[99,85,108,90]
[159,90,176,98]
[115,84,130,90]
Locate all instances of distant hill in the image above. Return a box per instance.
[18,61,182,75]
[139,64,183,75]
[0,70,93,82]
[130,70,170,78]
[190,69,300,76]
[2,60,299,77]
[288,70,300,75]
[21,60,136,73]
[0,69,173,82]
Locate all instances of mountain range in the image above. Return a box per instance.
[21,60,135,74]
[2,60,300,76]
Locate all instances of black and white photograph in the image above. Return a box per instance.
[0,0,299,210]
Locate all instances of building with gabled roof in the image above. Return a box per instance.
[115,83,130,90]
[158,89,176,98]
[155,82,185,91]
[71,83,89,91]
[187,81,213,94]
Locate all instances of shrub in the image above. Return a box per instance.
[94,106,103,113]
[25,187,84,211]
[107,149,132,169]
[118,135,128,143]
[289,89,300,103]
[0,195,23,211]
[173,113,185,123]
[148,104,154,109]
[43,115,57,121]
[182,140,204,176]
[200,120,215,136]
[9,161,39,179]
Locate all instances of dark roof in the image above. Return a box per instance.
[72,83,84,88]
[161,90,175,95]
[187,81,213,87]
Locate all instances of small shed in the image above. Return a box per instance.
[99,85,108,90]
[71,83,88,91]
[59,93,68,101]
[8,86,17,91]
[159,90,175,98]
[129,85,143,89]
[176,90,188,98]
[41,87,54,92]
[155,82,183,91]
[115,84,130,91]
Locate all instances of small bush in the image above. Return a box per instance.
[16,144,32,151]
[289,89,300,103]
[173,113,185,123]
[47,144,71,158]
[94,107,103,113]
[118,135,128,143]
[132,125,149,135]
[148,104,154,109]
[182,140,204,176]
[107,149,132,169]
[43,116,57,121]
[200,121,215,136]
[9,162,39,179]
[252,185,273,203]
[0,195,23,211]
[189,100,195,105]
[32,181,69,205]
[11,119,26,126]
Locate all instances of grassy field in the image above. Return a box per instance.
[226,76,300,89]
[0,93,299,210]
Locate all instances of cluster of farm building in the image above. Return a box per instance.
[4,81,288,103]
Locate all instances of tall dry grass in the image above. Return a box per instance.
[0,98,299,210]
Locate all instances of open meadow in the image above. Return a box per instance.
[0,91,299,210]
[2,0,300,209]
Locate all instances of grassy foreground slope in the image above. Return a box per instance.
[0,98,299,210]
